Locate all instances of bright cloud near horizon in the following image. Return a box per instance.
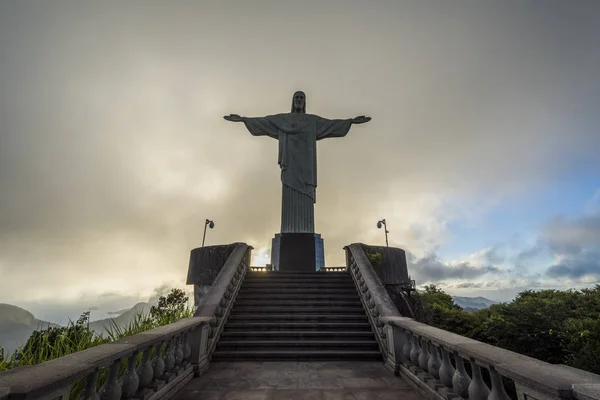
[1,1,599,322]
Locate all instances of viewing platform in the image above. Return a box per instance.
[1,243,599,400]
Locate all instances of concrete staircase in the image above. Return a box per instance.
[212,271,382,361]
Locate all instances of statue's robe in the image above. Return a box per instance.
[242,113,353,233]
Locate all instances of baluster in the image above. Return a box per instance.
[418,337,429,371]
[393,328,407,364]
[98,359,122,400]
[439,346,455,389]
[488,366,511,400]
[137,346,154,389]
[215,305,223,317]
[81,369,100,400]
[153,342,166,380]
[164,337,176,372]
[121,352,140,398]
[175,335,184,366]
[452,353,471,398]
[183,331,192,360]
[409,335,420,364]
[402,330,412,363]
[468,359,490,400]
[427,341,442,379]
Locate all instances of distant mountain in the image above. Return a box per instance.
[0,304,58,356]
[88,303,151,336]
[452,296,498,310]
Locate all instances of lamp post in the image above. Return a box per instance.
[377,219,389,247]
[202,219,215,247]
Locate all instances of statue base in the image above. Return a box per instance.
[271,233,324,272]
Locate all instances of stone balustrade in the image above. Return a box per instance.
[193,243,252,359]
[249,266,268,272]
[320,266,346,272]
[0,243,252,400]
[0,317,210,400]
[344,243,600,400]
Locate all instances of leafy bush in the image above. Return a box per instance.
[416,284,600,375]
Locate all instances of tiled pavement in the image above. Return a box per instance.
[174,361,425,399]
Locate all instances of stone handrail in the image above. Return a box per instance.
[382,315,600,400]
[0,316,212,400]
[194,243,252,357]
[344,244,402,360]
[0,243,253,400]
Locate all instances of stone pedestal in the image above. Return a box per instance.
[271,233,324,272]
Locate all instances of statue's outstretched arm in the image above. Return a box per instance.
[316,115,371,140]
[224,114,279,139]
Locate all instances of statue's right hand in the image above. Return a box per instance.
[224,114,244,122]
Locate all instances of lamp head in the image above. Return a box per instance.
[377,221,382,229]
[209,221,215,229]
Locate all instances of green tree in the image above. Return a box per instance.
[150,288,189,324]
[415,285,477,336]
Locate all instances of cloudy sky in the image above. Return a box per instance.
[1,0,599,322]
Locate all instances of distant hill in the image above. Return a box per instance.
[87,302,151,336]
[0,304,58,357]
[451,296,498,310]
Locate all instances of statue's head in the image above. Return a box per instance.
[291,91,306,113]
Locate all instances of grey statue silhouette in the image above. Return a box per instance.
[224,91,371,233]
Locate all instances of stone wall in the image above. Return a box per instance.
[360,244,424,321]
[186,243,241,307]
[360,244,409,285]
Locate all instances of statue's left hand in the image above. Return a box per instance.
[352,116,371,124]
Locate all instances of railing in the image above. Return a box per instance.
[0,243,252,400]
[194,243,252,358]
[320,266,346,272]
[344,243,600,400]
[0,317,210,400]
[344,244,401,361]
[249,266,269,272]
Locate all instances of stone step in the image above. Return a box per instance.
[234,299,363,307]
[220,330,377,340]
[242,282,356,289]
[230,306,365,314]
[245,275,352,281]
[223,322,373,331]
[239,285,358,297]
[235,293,360,301]
[248,272,348,276]
[211,349,383,361]
[227,313,368,322]
[216,340,379,350]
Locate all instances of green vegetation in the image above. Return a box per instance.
[0,288,192,376]
[364,249,383,266]
[415,284,600,375]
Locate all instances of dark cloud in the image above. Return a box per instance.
[516,244,546,265]
[540,214,600,279]
[546,255,600,279]
[407,252,500,282]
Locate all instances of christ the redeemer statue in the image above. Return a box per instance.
[224,91,370,234]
